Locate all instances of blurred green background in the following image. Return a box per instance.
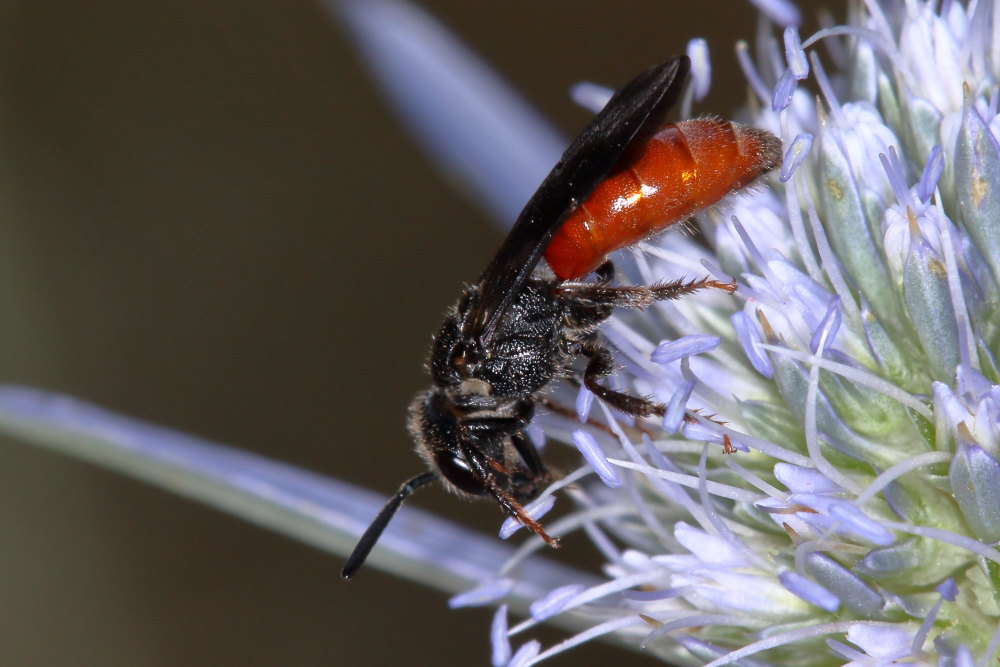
[0,1,834,664]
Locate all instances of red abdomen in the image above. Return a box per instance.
[544,118,781,280]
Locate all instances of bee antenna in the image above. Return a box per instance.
[342,470,439,580]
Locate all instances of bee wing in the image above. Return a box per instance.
[463,55,690,344]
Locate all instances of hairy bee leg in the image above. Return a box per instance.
[561,261,617,329]
[538,396,617,437]
[581,351,738,451]
[558,275,736,310]
[581,344,665,418]
[544,394,734,453]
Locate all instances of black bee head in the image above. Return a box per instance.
[408,390,546,506]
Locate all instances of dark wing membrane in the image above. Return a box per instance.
[463,55,691,344]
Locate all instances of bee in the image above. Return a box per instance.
[342,55,781,579]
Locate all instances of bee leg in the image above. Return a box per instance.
[457,399,534,439]
[457,440,560,547]
[581,344,664,418]
[643,276,737,303]
[510,431,548,478]
[560,261,617,329]
[458,411,548,480]
[558,275,736,311]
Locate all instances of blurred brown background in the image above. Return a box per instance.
[0,1,836,665]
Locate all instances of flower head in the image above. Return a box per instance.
[367,0,1000,664]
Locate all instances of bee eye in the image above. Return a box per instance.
[435,451,488,496]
